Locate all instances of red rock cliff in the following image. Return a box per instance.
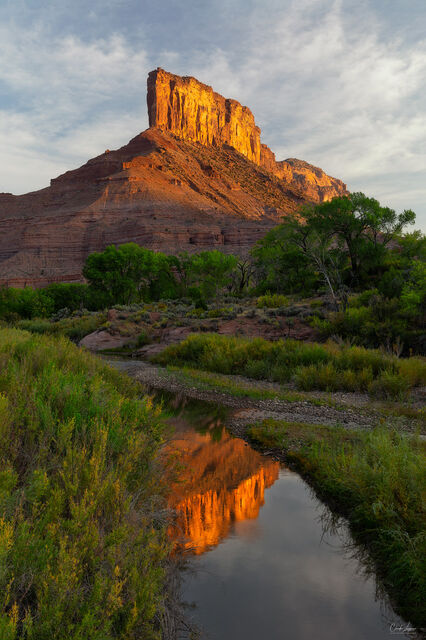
[147,68,347,203]
[0,69,349,287]
[147,67,262,164]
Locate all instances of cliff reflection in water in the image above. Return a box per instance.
[167,417,279,554]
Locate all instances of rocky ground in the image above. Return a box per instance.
[108,359,424,436]
[79,297,321,354]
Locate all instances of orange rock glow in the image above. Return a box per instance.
[167,424,279,554]
[148,68,347,203]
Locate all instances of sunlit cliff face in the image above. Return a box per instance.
[147,68,348,204]
[167,422,279,554]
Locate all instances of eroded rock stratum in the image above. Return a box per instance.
[0,68,348,286]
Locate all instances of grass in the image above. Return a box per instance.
[167,366,346,409]
[248,419,426,627]
[0,328,168,639]
[154,333,426,399]
[16,313,106,341]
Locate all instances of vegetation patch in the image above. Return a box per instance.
[16,312,106,341]
[155,333,425,399]
[0,328,168,639]
[168,366,343,409]
[256,294,288,308]
[248,419,426,627]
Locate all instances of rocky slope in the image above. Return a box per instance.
[0,68,348,287]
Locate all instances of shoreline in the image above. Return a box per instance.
[107,358,425,436]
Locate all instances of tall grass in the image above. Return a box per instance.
[16,313,105,341]
[0,328,168,639]
[248,419,426,627]
[155,334,425,398]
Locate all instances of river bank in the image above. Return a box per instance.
[109,359,425,435]
[109,357,426,633]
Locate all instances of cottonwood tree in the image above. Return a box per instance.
[252,192,416,303]
[304,193,415,284]
[83,243,169,304]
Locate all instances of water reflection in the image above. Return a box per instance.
[167,418,279,554]
[162,398,411,640]
[106,363,414,639]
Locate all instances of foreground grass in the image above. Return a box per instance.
[248,420,426,627]
[15,313,106,341]
[155,333,426,399]
[0,328,168,639]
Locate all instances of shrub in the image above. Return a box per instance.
[156,334,422,395]
[316,290,424,355]
[257,294,289,308]
[0,328,168,638]
[397,357,426,387]
[336,345,394,376]
[134,330,151,347]
[16,313,105,341]
[369,371,410,400]
[295,363,373,392]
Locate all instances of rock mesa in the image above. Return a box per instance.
[148,68,347,203]
[0,68,348,287]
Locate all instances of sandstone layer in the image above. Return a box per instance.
[0,68,348,287]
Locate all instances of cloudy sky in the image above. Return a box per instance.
[1,0,425,229]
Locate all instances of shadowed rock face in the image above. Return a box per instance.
[0,68,348,287]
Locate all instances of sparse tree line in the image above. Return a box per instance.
[1,192,424,352]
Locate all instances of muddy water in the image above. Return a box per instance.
[107,361,411,639]
[161,397,409,640]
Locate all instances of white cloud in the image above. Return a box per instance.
[183,0,426,225]
[0,26,149,192]
[0,1,425,228]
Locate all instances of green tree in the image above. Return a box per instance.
[251,223,318,294]
[304,192,415,284]
[400,260,426,318]
[173,251,237,304]
[43,283,90,312]
[189,251,237,299]
[82,243,174,305]
[0,286,54,319]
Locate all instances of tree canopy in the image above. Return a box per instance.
[252,192,418,301]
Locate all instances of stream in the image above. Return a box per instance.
[110,360,414,639]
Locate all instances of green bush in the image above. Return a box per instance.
[16,313,105,341]
[257,294,289,308]
[398,357,426,387]
[136,330,151,348]
[295,363,373,392]
[156,333,424,395]
[337,345,394,376]
[316,291,425,355]
[0,287,54,319]
[369,371,410,400]
[0,328,168,638]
